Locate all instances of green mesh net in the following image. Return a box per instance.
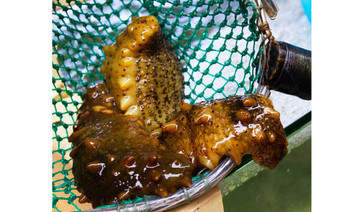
[52,0,260,210]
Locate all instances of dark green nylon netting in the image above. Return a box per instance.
[52,0,260,210]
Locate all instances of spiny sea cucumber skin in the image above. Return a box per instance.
[70,84,194,208]
[162,94,288,170]
[70,84,288,208]
[100,15,184,131]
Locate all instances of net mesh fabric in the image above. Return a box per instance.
[52,0,260,210]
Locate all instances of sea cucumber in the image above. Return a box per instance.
[100,15,184,131]
[70,84,194,208]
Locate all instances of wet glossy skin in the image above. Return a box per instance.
[100,15,184,131]
[70,84,194,208]
[70,84,288,208]
[162,95,288,170]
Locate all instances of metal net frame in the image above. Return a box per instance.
[52,0,261,210]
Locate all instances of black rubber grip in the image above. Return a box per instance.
[260,40,311,100]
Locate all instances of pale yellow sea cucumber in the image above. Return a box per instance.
[100,15,184,131]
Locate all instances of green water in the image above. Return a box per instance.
[223,139,311,212]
